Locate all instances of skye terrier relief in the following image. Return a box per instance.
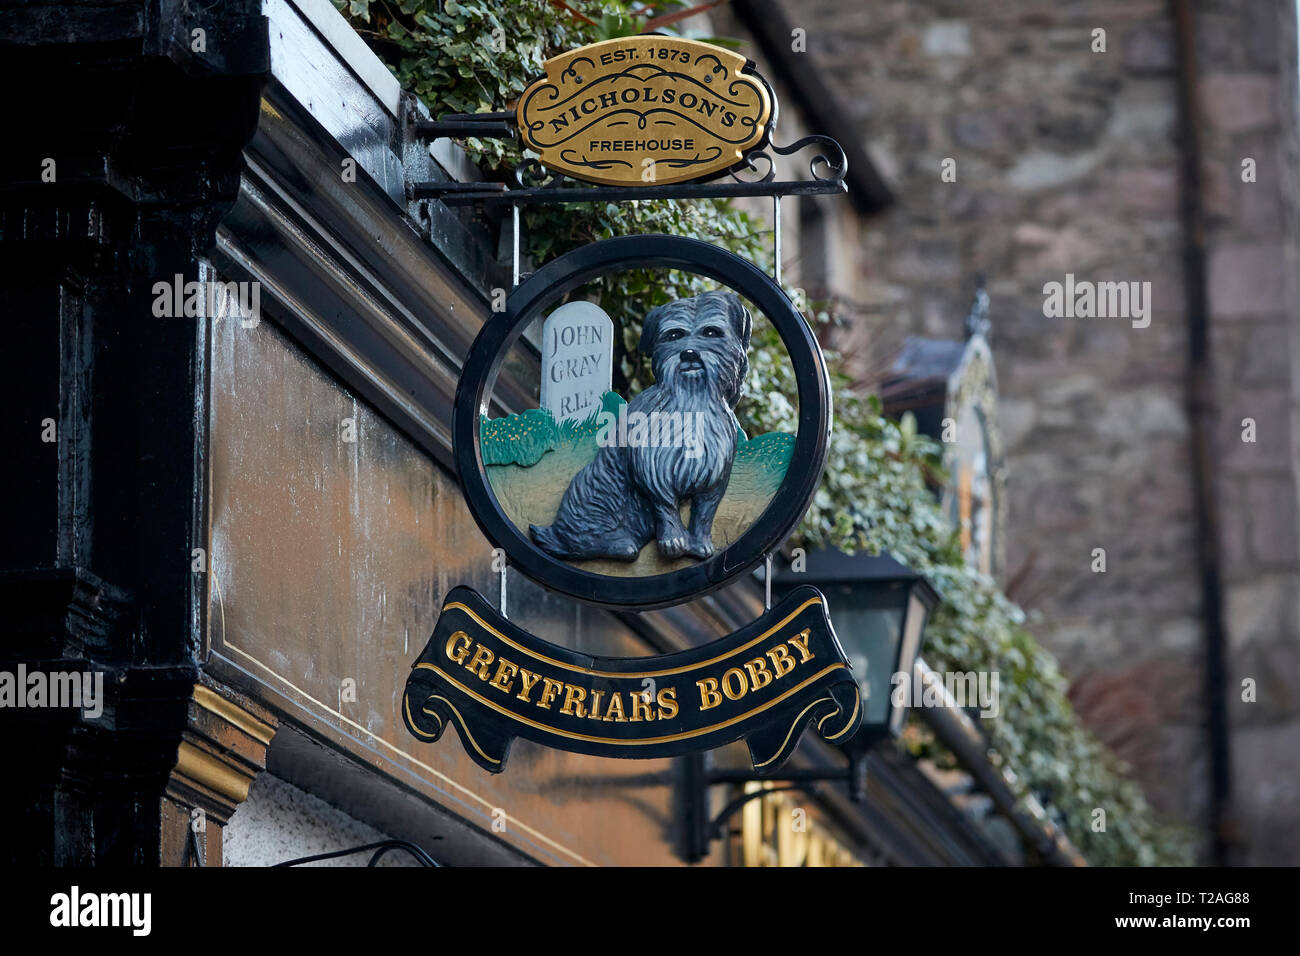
[530,290,752,562]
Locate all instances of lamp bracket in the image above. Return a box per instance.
[682,750,869,863]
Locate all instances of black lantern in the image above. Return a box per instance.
[681,549,939,860]
[773,549,940,745]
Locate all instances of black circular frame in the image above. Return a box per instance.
[453,234,831,610]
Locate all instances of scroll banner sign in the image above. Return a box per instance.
[517,36,775,186]
[404,586,860,774]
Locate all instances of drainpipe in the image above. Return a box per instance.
[1171,0,1233,866]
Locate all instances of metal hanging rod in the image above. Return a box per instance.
[412,112,516,139]
[406,134,850,207]
[407,177,846,206]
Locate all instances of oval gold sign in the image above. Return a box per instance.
[517,36,775,187]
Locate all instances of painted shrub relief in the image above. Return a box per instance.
[483,391,793,576]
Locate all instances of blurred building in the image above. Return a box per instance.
[733,0,1300,866]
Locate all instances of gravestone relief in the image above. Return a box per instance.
[540,301,614,424]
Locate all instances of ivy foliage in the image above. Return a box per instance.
[336,0,1192,865]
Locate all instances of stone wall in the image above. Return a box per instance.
[225,774,415,867]
[778,0,1300,863]
[1201,0,1300,869]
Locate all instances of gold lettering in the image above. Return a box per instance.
[629,690,655,722]
[788,629,815,663]
[489,658,518,694]
[537,678,564,710]
[722,667,748,701]
[560,684,588,717]
[766,643,795,678]
[466,644,495,680]
[588,688,605,720]
[603,692,627,722]
[445,631,472,665]
[656,687,679,720]
[696,677,722,711]
[516,669,543,704]
[744,656,773,691]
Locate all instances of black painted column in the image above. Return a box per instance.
[0,0,272,865]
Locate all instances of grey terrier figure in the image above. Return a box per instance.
[530,290,752,562]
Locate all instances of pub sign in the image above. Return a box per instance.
[403,37,866,775]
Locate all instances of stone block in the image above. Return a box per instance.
[1200,73,1278,134]
[1244,476,1300,564]
[1230,721,1300,865]
[923,20,971,58]
[1154,615,1202,653]
[1208,242,1285,317]
[1105,80,1179,147]
[1238,162,1285,235]
[1246,0,1281,69]
[1219,388,1291,470]
[1240,321,1292,386]
[951,112,1000,152]
[1225,573,1299,648]
[1231,639,1300,726]
[1013,222,1105,272]
[1115,166,1178,215]
[1095,389,1188,440]
[1123,23,1175,74]
[1195,13,1236,70]
[1035,100,1113,151]
[1006,148,1105,191]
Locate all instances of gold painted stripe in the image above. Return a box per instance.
[220,639,597,867]
[174,741,252,804]
[413,661,849,747]
[817,688,860,741]
[424,695,502,765]
[442,596,825,679]
[193,684,276,745]
[404,695,441,739]
[753,697,832,769]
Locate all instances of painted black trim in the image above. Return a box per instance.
[453,234,831,610]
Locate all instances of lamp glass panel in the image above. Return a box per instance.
[822,582,910,727]
[888,591,929,736]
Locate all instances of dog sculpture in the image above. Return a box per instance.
[530,290,752,562]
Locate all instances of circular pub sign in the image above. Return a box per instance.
[455,235,830,610]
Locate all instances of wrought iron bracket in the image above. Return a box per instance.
[406,134,850,207]
[273,839,442,867]
[409,177,847,205]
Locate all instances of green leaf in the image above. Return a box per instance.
[900,410,917,442]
